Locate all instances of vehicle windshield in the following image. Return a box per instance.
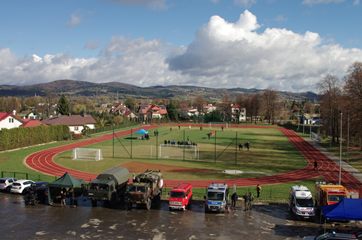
[328,194,345,202]
[296,198,314,207]
[31,183,37,188]
[128,186,145,193]
[207,191,224,201]
[171,191,185,198]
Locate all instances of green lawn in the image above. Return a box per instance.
[0,125,323,202]
[53,126,308,178]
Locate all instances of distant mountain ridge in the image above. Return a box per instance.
[0,79,318,102]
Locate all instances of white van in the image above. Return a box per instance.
[288,185,315,220]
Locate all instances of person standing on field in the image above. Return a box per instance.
[256,184,261,198]
[231,192,238,209]
[243,193,249,211]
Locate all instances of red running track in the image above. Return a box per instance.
[25,125,362,192]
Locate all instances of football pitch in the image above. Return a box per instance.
[53,126,308,180]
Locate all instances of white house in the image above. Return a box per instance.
[203,104,217,113]
[231,104,246,122]
[0,111,24,130]
[181,107,199,118]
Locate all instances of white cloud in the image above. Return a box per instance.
[166,10,362,92]
[106,0,168,10]
[302,0,346,5]
[353,0,359,5]
[274,14,287,22]
[84,40,100,50]
[234,0,257,7]
[66,13,81,28]
[1,10,361,93]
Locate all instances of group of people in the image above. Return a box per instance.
[238,142,250,150]
[230,184,262,211]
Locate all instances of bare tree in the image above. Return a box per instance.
[218,94,233,121]
[194,95,205,115]
[343,61,362,149]
[262,89,279,124]
[317,74,342,143]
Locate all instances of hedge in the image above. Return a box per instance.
[0,125,69,151]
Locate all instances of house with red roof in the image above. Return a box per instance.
[138,104,167,119]
[110,103,138,120]
[20,119,47,128]
[203,104,217,113]
[42,113,97,134]
[0,111,24,130]
[231,104,246,122]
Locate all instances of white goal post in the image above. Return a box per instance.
[72,148,103,161]
[158,144,199,160]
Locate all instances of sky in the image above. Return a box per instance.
[0,0,361,93]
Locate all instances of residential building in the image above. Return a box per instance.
[138,104,167,119]
[42,113,97,134]
[181,107,199,118]
[231,104,246,122]
[0,111,24,130]
[203,104,217,114]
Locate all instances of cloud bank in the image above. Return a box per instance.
[1,10,361,93]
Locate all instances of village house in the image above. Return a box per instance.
[42,113,97,134]
[138,104,167,119]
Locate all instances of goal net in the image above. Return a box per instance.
[158,144,199,160]
[71,148,103,161]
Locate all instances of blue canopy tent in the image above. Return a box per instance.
[321,198,362,221]
[134,129,148,134]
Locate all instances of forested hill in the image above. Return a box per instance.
[0,79,318,102]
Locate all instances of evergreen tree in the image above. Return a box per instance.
[57,94,70,115]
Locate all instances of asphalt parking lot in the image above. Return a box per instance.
[0,192,321,240]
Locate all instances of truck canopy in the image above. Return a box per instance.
[96,167,130,184]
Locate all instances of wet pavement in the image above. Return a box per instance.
[0,192,323,240]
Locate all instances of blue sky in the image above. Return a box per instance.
[0,0,361,93]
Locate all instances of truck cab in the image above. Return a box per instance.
[169,183,193,211]
[315,182,349,211]
[288,185,315,220]
[204,183,229,213]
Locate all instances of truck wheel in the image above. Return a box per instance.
[146,198,151,210]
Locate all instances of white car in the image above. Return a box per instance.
[0,177,18,192]
[10,180,35,194]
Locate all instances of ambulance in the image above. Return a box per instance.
[204,183,229,213]
[288,185,315,220]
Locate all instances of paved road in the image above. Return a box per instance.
[0,191,322,240]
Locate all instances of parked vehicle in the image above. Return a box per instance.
[27,182,49,204]
[288,185,315,220]
[204,183,229,213]
[0,177,18,192]
[24,188,38,205]
[169,183,193,211]
[315,182,349,212]
[303,232,358,240]
[87,166,130,207]
[125,170,163,210]
[10,180,34,194]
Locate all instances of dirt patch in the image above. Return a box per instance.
[0,156,10,164]
[119,162,219,173]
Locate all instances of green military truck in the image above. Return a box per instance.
[125,170,163,210]
[87,166,130,207]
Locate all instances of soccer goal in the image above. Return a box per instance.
[158,144,199,160]
[208,122,228,129]
[71,148,103,161]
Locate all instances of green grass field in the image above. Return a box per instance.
[0,125,324,202]
[53,126,308,179]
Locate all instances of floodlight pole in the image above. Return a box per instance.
[339,110,342,185]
